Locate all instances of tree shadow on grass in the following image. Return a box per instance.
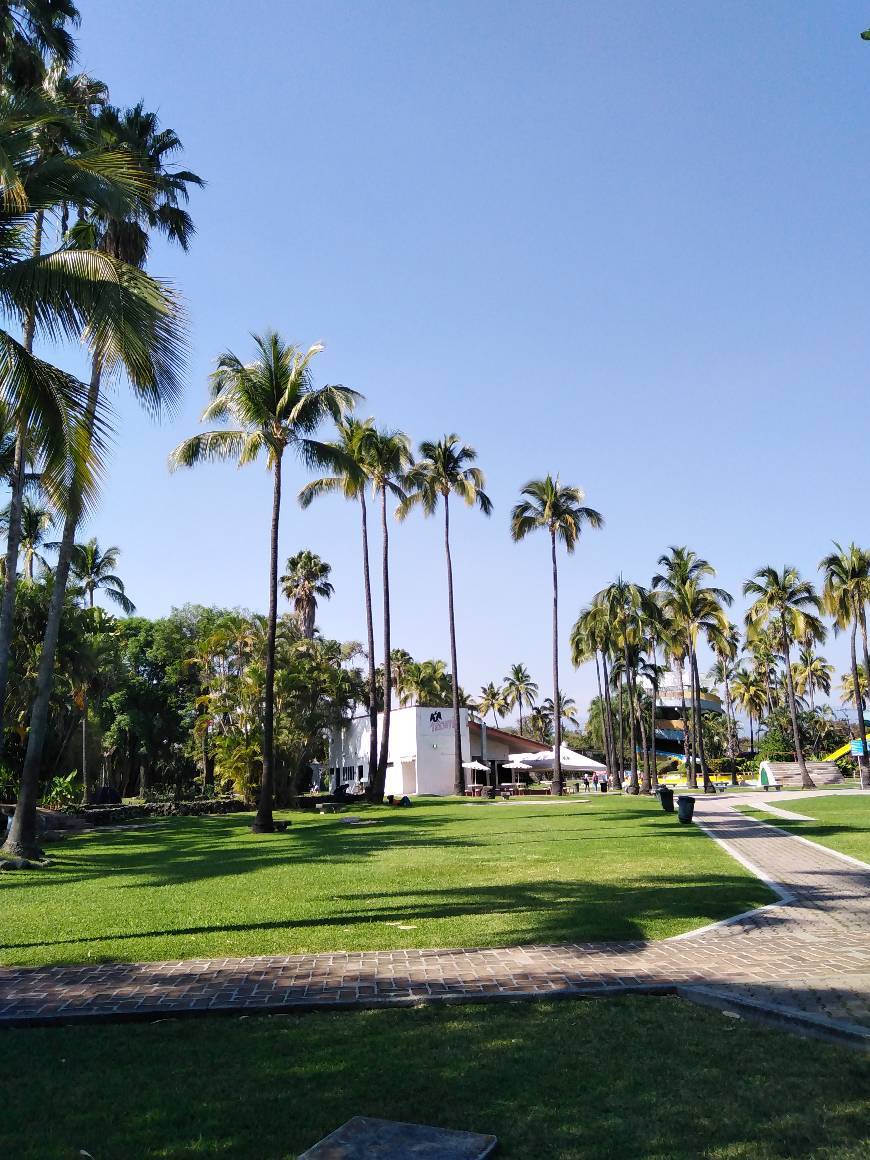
[0,872,775,958]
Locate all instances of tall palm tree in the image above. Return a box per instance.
[366,427,412,802]
[511,476,603,796]
[389,647,414,709]
[600,577,648,793]
[570,598,618,785]
[820,542,870,790]
[280,550,333,639]
[652,547,731,793]
[744,566,823,789]
[299,415,378,787]
[503,663,538,732]
[170,332,358,833]
[0,90,183,761]
[478,681,507,727]
[731,667,764,758]
[68,537,134,611]
[2,111,191,860]
[400,435,491,795]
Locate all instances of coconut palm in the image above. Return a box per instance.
[365,427,412,802]
[0,0,79,91]
[511,476,603,795]
[170,332,358,833]
[68,537,134,612]
[400,435,491,795]
[652,548,731,793]
[744,566,824,789]
[389,648,414,709]
[503,663,538,733]
[732,667,766,758]
[0,498,51,579]
[839,666,868,707]
[542,692,578,731]
[478,681,507,727]
[2,109,192,860]
[820,542,870,790]
[791,645,833,710]
[299,416,378,786]
[280,550,333,640]
[570,597,619,785]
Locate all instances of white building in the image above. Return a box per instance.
[327,706,549,796]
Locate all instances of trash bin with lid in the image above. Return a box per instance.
[658,785,675,813]
[677,795,695,824]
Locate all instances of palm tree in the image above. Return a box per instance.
[820,542,870,790]
[280,550,333,639]
[744,566,823,789]
[542,692,579,731]
[0,498,51,579]
[478,681,507,727]
[0,1,79,91]
[389,648,414,709]
[366,427,412,802]
[2,106,191,860]
[791,644,833,710]
[400,435,491,795]
[732,667,766,758]
[68,538,134,611]
[511,476,603,795]
[652,548,731,793]
[0,89,185,761]
[299,415,378,788]
[170,332,358,833]
[570,598,619,785]
[503,663,538,732]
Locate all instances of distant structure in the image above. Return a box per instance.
[654,665,723,760]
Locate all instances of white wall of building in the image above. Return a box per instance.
[327,706,470,796]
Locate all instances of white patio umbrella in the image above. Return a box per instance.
[503,758,531,785]
[462,759,489,786]
[508,747,605,773]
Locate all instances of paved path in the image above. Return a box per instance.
[1,792,868,1043]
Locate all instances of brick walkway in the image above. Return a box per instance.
[1,792,868,1043]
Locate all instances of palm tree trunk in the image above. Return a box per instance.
[601,652,621,789]
[857,609,870,790]
[637,681,651,793]
[677,658,695,788]
[624,644,638,795]
[0,214,44,755]
[550,529,562,796]
[252,452,282,833]
[594,651,614,777]
[781,615,814,789]
[359,492,380,802]
[375,484,392,796]
[749,714,754,758]
[444,495,464,795]
[650,671,659,791]
[850,617,869,791]
[616,673,625,787]
[691,648,713,793]
[3,351,102,858]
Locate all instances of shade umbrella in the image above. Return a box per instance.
[462,759,489,790]
[503,758,531,786]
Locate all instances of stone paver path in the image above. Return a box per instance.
[1,791,868,1043]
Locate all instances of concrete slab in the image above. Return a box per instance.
[298,1116,497,1158]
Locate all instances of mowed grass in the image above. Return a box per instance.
[2,997,868,1159]
[0,796,773,967]
[741,793,870,862]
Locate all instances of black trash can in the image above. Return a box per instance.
[677,795,695,824]
[658,785,675,813]
[600,781,608,794]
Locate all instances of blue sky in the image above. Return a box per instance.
[67,1,870,714]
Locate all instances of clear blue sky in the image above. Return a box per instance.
[69,1,870,715]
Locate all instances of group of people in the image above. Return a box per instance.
[581,773,608,793]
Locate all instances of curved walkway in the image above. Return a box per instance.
[1,792,868,1044]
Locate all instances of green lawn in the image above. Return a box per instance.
[2,997,868,1159]
[741,793,870,863]
[0,796,774,967]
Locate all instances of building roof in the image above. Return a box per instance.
[469,721,550,752]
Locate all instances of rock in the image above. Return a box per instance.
[0,856,48,870]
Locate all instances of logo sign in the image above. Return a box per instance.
[851,739,869,756]
[427,710,453,733]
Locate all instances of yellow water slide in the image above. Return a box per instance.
[823,741,853,762]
